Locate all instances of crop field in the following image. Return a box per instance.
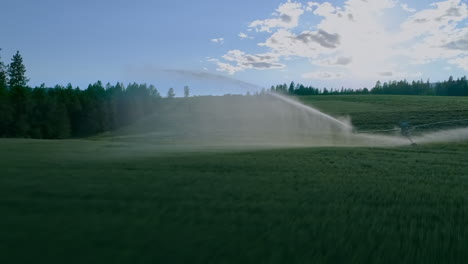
[1,95,468,264]
[299,95,468,131]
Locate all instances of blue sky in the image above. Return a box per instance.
[1,0,467,95]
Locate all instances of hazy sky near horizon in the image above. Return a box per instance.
[1,0,467,95]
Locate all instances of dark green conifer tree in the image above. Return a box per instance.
[8,51,29,88]
[167,88,175,98]
[8,51,30,137]
[0,49,12,136]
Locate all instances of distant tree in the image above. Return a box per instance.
[29,87,46,137]
[0,49,7,90]
[51,101,71,139]
[0,49,12,136]
[7,51,29,88]
[371,80,382,94]
[149,84,161,98]
[167,88,175,98]
[9,84,31,137]
[184,85,190,97]
[288,81,295,94]
[461,76,468,96]
[269,76,467,97]
[6,51,31,136]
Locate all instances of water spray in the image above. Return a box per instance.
[267,92,353,130]
[356,118,468,146]
[110,70,468,148]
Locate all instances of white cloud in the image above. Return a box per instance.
[215,50,285,74]
[214,0,468,79]
[311,2,336,17]
[211,59,243,75]
[401,3,416,13]
[238,32,253,39]
[249,1,304,32]
[378,71,423,79]
[238,32,248,39]
[449,56,468,70]
[258,29,340,59]
[399,0,467,40]
[211,38,224,44]
[314,56,353,66]
[397,0,468,67]
[302,71,344,79]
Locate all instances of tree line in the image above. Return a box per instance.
[269,82,370,95]
[0,50,184,139]
[1,49,467,139]
[271,76,468,96]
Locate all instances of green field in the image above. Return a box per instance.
[114,94,468,137]
[298,95,468,131]
[2,95,468,263]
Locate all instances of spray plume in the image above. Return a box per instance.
[111,71,468,149]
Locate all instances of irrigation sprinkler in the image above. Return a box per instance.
[399,122,416,145]
[355,118,468,146]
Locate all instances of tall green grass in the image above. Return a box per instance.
[1,139,468,263]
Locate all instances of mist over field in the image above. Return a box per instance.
[103,92,468,152]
